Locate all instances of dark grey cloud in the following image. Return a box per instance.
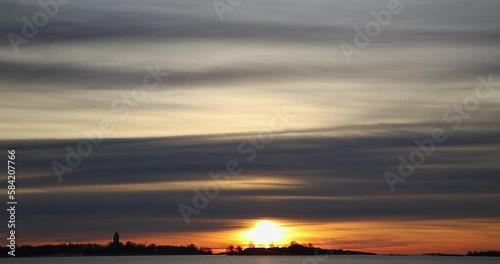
[2,123,500,242]
[2,58,500,91]
[1,0,500,47]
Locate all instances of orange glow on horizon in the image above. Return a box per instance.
[20,218,500,255]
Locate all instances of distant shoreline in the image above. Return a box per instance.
[2,241,499,258]
[0,254,498,259]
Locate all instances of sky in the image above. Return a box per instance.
[1,0,500,255]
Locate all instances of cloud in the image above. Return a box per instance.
[2,123,500,242]
[1,0,499,249]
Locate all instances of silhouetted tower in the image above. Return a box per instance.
[113,232,120,245]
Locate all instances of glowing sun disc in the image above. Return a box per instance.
[245,220,286,247]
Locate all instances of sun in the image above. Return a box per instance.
[244,220,286,247]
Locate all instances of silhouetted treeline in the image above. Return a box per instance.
[224,241,376,256]
[422,250,500,257]
[422,253,463,256]
[466,250,500,257]
[1,242,212,257]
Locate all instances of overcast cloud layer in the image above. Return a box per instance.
[1,0,499,254]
